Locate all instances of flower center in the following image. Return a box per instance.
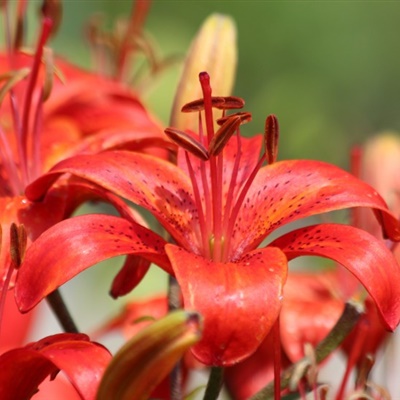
[165,72,280,262]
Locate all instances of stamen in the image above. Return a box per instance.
[224,148,267,259]
[165,127,209,161]
[31,88,44,182]
[181,95,244,113]
[216,111,252,126]
[213,96,245,110]
[10,223,27,269]
[221,131,242,261]
[209,114,241,157]
[0,125,23,195]
[116,0,151,81]
[181,96,226,113]
[185,152,210,259]
[20,16,53,185]
[265,114,279,164]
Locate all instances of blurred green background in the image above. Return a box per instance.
[44,0,400,169]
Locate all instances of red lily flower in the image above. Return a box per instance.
[0,5,167,293]
[225,134,400,398]
[14,72,400,367]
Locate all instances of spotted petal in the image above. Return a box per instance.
[15,214,170,312]
[232,159,400,259]
[25,151,202,253]
[270,223,400,330]
[165,244,288,366]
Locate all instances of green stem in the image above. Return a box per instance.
[203,367,224,400]
[249,301,364,400]
[46,289,79,333]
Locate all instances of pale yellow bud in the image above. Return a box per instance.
[170,13,237,131]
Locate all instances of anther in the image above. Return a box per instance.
[165,127,209,161]
[265,114,279,164]
[10,223,27,269]
[216,111,252,126]
[209,115,241,156]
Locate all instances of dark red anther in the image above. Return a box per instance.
[213,96,245,110]
[181,97,226,113]
[181,96,245,113]
[265,114,279,164]
[165,127,209,161]
[216,111,252,126]
[209,115,241,156]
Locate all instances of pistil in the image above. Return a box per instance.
[200,72,226,261]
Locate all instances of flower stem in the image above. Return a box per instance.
[46,289,79,333]
[249,301,364,400]
[203,367,224,400]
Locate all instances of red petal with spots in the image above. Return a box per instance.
[270,223,400,330]
[25,151,202,253]
[0,333,111,400]
[165,244,288,366]
[232,160,400,259]
[15,214,170,312]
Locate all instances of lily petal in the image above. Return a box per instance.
[233,159,400,258]
[270,223,400,330]
[25,151,201,253]
[15,214,170,312]
[0,333,111,400]
[165,244,288,366]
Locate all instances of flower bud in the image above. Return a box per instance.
[96,310,202,400]
[170,13,237,131]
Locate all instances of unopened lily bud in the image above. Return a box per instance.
[170,13,237,131]
[96,310,202,400]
